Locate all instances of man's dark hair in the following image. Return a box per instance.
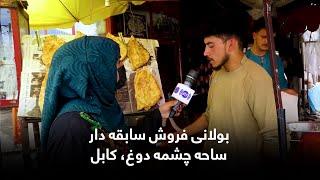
[252,17,279,33]
[202,20,244,50]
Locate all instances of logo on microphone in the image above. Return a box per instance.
[179,90,189,98]
[174,87,180,93]
[171,83,195,105]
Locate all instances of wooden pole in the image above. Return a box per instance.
[105,17,113,34]
[263,0,287,160]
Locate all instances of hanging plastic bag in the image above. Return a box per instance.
[308,82,320,112]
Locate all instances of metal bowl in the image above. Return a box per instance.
[288,121,320,132]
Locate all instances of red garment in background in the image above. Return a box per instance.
[295,132,320,162]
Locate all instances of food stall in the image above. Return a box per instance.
[277,1,320,162]
[242,0,320,161]
[13,0,173,167]
[0,0,29,162]
[0,0,29,108]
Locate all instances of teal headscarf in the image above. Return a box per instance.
[41,36,126,150]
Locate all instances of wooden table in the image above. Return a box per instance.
[18,116,41,167]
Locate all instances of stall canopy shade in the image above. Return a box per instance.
[242,0,320,34]
[279,5,320,34]
[26,0,145,30]
[240,0,294,9]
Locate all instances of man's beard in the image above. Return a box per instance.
[212,53,230,71]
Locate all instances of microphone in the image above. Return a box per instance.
[169,69,199,118]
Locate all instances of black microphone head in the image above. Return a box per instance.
[184,69,199,87]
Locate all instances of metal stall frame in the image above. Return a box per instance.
[263,0,287,160]
[0,0,29,108]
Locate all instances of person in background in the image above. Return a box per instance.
[40,35,179,168]
[245,17,297,95]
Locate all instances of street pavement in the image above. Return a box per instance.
[0,108,23,169]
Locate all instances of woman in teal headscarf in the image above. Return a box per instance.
[41,36,127,166]
[41,35,180,167]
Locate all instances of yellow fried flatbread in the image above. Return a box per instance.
[41,35,65,66]
[134,68,161,111]
[39,36,65,113]
[106,33,127,61]
[127,35,150,70]
[75,31,85,39]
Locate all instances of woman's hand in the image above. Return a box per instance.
[159,100,184,119]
